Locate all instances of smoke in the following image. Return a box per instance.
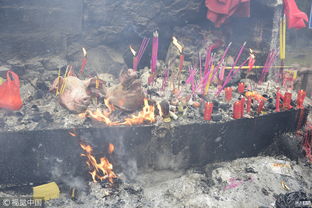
[113,134,138,182]
[50,158,88,191]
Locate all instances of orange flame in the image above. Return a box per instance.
[80,143,117,183]
[108,143,115,154]
[80,98,156,126]
[245,91,267,102]
[68,131,77,137]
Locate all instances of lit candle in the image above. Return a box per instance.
[247,96,252,114]
[238,82,245,93]
[283,92,292,110]
[296,90,306,109]
[225,87,232,102]
[204,102,214,121]
[257,100,264,114]
[240,97,245,117]
[233,101,242,119]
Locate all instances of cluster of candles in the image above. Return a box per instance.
[203,82,307,121]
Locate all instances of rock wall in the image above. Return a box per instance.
[0,0,83,60]
[0,0,296,77]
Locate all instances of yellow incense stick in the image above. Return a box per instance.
[224,65,292,70]
[282,15,286,59]
[60,66,69,94]
[279,17,283,60]
[204,65,214,95]
[279,16,286,60]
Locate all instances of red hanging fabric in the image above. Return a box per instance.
[205,0,250,27]
[283,0,308,29]
[0,70,23,111]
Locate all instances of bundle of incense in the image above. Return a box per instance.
[172,36,184,89]
[132,37,150,71]
[210,42,232,82]
[199,53,216,94]
[207,42,232,93]
[60,66,70,95]
[161,68,169,91]
[185,66,197,94]
[203,40,223,75]
[199,52,202,80]
[149,31,159,84]
[204,64,216,95]
[225,58,249,84]
[259,50,278,84]
[79,48,87,75]
[216,42,246,96]
[177,53,184,89]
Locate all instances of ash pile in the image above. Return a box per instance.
[0,155,311,208]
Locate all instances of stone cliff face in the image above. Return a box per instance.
[0,0,204,75]
[0,0,288,76]
[0,0,202,58]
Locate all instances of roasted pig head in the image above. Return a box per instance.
[106,69,145,112]
[51,76,105,113]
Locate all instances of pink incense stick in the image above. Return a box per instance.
[161,68,169,91]
[223,58,249,86]
[199,52,202,80]
[259,50,277,84]
[186,66,197,93]
[133,37,150,71]
[151,31,159,74]
[216,42,246,96]
[219,65,225,81]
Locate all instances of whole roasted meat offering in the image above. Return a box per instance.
[51,69,145,113]
[105,69,145,112]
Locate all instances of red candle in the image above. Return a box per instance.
[133,56,138,71]
[276,91,281,112]
[79,57,87,74]
[233,101,242,119]
[240,97,245,117]
[225,87,232,102]
[283,92,292,110]
[246,96,252,113]
[257,100,264,114]
[179,54,185,72]
[204,102,213,121]
[296,90,306,109]
[238,82,245,93]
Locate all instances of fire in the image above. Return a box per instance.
[80,143,117,183]
[68,131,77,137]
[108,143,115,154]
[80,98,156,126]
[245,91,267,102]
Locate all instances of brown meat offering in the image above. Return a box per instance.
[51,69,145,113]
[105,69,145,112]
[50,76,93,113]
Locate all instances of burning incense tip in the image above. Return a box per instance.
[129,45,136,56]
[172,36,183,54]
[82,47,87,57]
[153,30,159,38]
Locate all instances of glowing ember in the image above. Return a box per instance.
[68,131,77,137]
[245,91,267,102]
[108,143,115,154]
[80,143,117,183]
[80,98,156,126]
